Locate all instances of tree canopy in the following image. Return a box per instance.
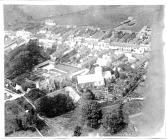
[35,93,75,118]
[102,104,129,134]
[5,40,50,80]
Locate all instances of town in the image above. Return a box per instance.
[5,17,151,136]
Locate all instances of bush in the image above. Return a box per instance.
[5,100,40,135]
[25,88,46,103]
[74,126,82,136]
[114,69,119,79]
[102,104,129,134]
[35,93,75,118]
[119,73,127,79]
[16,110,38,130]
[21,82,36,91]
[82,89,95,100]
[77,100,102,129]
[5,101,23,135]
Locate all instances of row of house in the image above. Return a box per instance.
[4,37,26,53]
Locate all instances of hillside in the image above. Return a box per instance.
[3,5,41,31]
[49,5,158,31]
[4,5,160,31]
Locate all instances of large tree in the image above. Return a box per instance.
[76,89,102,129]
[5,39,50,80]
[35,93,75,118]
[101,104,129,134]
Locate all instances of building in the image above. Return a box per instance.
[4,37,26,53]
[39,39,55,49]
[45,19,56,26]
[96,55,112,67]
[110,42,150,54]
[33,60,52,71]
[16,30,32,42]
[77,74,105,86]
[103,71,112,79]
[77,66,105,86]
[70,68,89,78]
[5,40,17,53]
[65,86,81,103]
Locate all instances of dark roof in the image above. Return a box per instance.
[34,60,51,69]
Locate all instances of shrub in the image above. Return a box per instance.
[78,100,102,129]
[5,101,23,135]
[102,104,129,134]
[74,126,82,136]
[21,81,36,91]
[82,89,96,100]
[5,100,40,135]
[119,73,127,79]
[25,88,46,103]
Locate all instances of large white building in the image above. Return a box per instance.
[77,66,105,86]
[45,19,56,26]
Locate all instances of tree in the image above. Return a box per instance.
[74,126,82,136]
[5,40,49,80]
[119,73,127,79]
[82,89,96,100]
[5,100,23,135]
[25,88,46,103]
[114,69,119,79]
[102,104,129,134]
[77,100,102,129]
[35,93,75,118]
[5,100,42,135]
[21,81,36,91]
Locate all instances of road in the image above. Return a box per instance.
[5,88,25,101]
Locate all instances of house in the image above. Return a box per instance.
[5,37,27,53]
[96,55,112,67]
[124,53,137,63]
[33,60,51,71]
[70,68,89,78]
[77,66,105,86]
[65,86,81,103]
[5,40,17,51]
[45,19,56,26]
[103,71,112,79]
[77,74,105,86]
[16,30,32,42]
[39,39,55,49]
[17,37,26,47]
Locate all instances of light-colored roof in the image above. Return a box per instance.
[5,40,17,48]
[110,42,149,48]
[77,74,104,84]
[65,86,80,102]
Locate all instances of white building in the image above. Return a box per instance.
[96,55,112,67]
[124,53,137,63]
[16,30,32,43]
[103,71,112,79]
[39,39,55,49]
[45,19,56,26]
[65,86,81,103]
[77,66,105,86]
[77,74,105,86]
